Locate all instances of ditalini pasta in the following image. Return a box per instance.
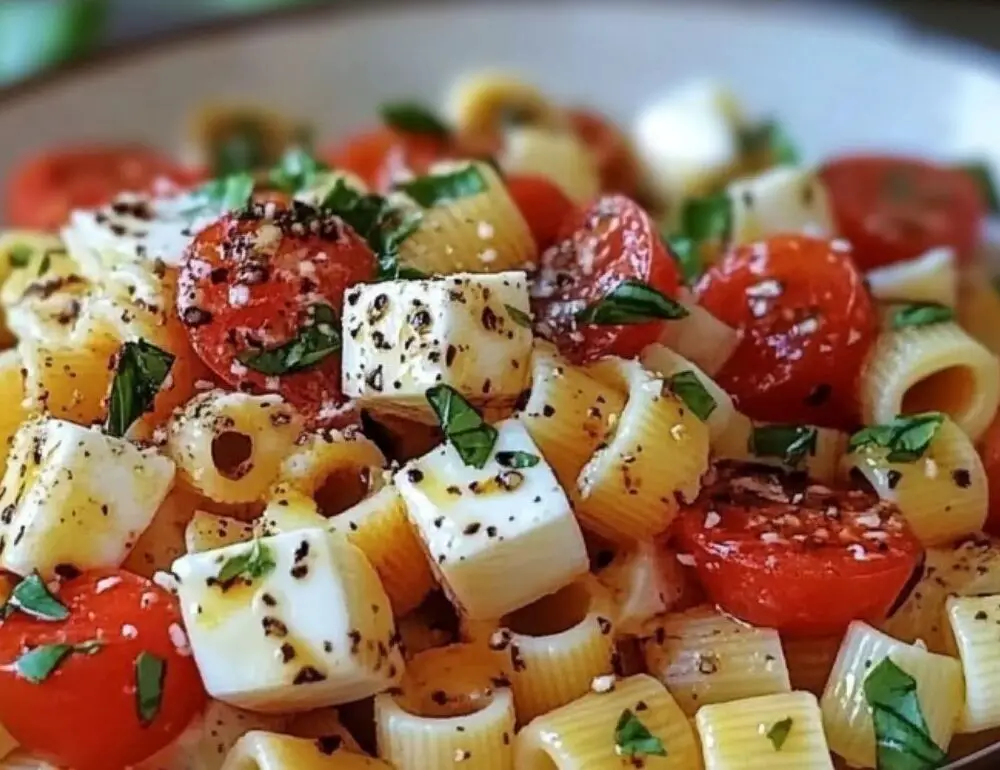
[3,73,1000,770]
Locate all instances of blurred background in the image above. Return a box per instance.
[2,0,1000,88]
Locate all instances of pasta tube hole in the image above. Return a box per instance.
[501,581,591,637]
[902,365,977,418]
[395,644,506,719]
[316,466,372,518]
[211,430,254,480]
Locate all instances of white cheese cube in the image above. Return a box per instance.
[395,418,588,619]
[172,528,403,713]
[0,417,175,578]
[726,165,834,245]
[341,272,532,423]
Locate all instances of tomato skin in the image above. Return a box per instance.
[696,234,877,430]
[820,154,985,271]
[531,194,682,364]
[567,109,640,197]
[505,174,575,251]
[979,412,1000,534]
[0,570,206,770]
[5,145,200,231]
[322,127,456,193]
[674,465,924,637]
[178,202,375,427]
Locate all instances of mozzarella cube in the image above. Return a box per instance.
[342,272,532,422]
[726,165,834,245]
[395,418,588,619]
[172,528,403,713]
[0,417,175,578]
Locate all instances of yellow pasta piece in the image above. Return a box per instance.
[124,486,204,577]
[867,246,957,308]
[781,635,842,698]
[184,510,254,554]
[656,300,739,377]
[642,605,790,716]
[577,358,710,544]
[860,320,1000,442]
[445,70,566,142]
[499,126,600,204]
[595,541,690,636]
[397,161,536,275]
[957,261,1000,356]
[820,621,963,768]
[0,349,27,470]
[843,416,987,545]
[188,102,308,170]
[945,594,1000,733]
[515,673,700,769]
[284,709,364,754]
[221,731,389,770]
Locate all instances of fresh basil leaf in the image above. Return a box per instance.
[576,279,689,325]
[380,101,450,138]
[504,304,532,329]
[495,451,540,469]
[680,193,733,245]
[268,146,328,194]
[766,717,793,751]
[750,424,818,466]
[135,651,166,725]
[665,234,703,286]
[890,303,955,331]
[16,640,101,684]
[957,161,1000,214]
[399,165,487,208]
[8,243,32,268]
[105,339,175,439]
[237,303,340,376]
[666,370,717,422]
[184,173,255,219]
[848,413,944,464]
[217,538,277,585]
[738,119,800,166]
[864,657,947,770]
[614,709,667,758]
[37,252,51,276]
[426,384,498,468]
[3,573,69,621]
[213,119,267,176]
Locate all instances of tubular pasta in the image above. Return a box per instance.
[867,247,957,308]
[656,299,739,377]
[945,594,1000,733]
[499,126,600,204]
[220,731,389,770]
[445,71,566,143]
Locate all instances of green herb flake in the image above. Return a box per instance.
[237,303,340,376]
[184,173,255,219]
[504,304,532,329]
[135,651,166,725]
[738,119,800,166]
[890,302,955,331]
[680,193,733,245]
[16,640,102,684]
[614,709,667,758]
[3,573,69,621]
[380,101,451,138]
[8,243,32,268]
[750,424,818,466]
[425,384,498,469]
[268,147,328,194]
[766,717,793,751]
[957,161,1000,214]
[212,120,266,176]
[576,279,689,326]
[216,538,277,585]
[863,657,947,770]
[37,252,51,276]
[495,451,540,469]
[848,412,944,464]
[399,165,488,208]
[665,234,704,286]
[666,370,717,422]
[105,339,175,439]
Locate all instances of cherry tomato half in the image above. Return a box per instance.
[505,174,575,252]
[322,127,456,193]
[674,465,924,637]
[0,570,206,770]
[567,108,641,197]
[697,234,877,430]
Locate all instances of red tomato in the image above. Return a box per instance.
[0,570,206,770]
[505,174,575,251]
[567,109,641,197]
[674,465,924,637]
[820,154,985,270]
[322,127,456,193]
[696,234,877,430]
[531,195,682,363]
[5,145,201,231]
[178,201,375,427]
[979,412,1000,534]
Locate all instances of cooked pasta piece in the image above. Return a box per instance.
[642,605,790,716]
[395,161,536,275]
[781,635,843,698]
[843,415,987,545]
[187,102,307,170]
[165,390,303,505]
[172,529,403,712]
[445,71,565,143]
[577,358,710,544]
[185,510,255,554]
[396,598,458,657]
[124,486,205,577]
[285,709,364,753]
[595,542,690,637]
[499,126,600,204]
[820,620,963,768]
[0,230,70,341]
[656,300,739,377]
[0,416,175,578]
[221,731,389,770]
[374,644,515,770]
[867,246,957,307]
[860,320,1000,441]
[518,341,625,495]
[0,350,27,469]
[727,166,834,245]
[696,691,833,770]
[957,261,1000,355]
[945,594,1000,733]
[515,673,700,769]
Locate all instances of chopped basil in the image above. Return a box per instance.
[184,173,255,219]
[216,538,277,585]
[105,339,175,439]
[268,146,329,194]
[2,573,69,621]
[680,193,733,245]
[848,412,944,463]
[957,161,1000,214]
[766,717,793,751]
[135,651,166,725]
[8,243,32,268]
[212,119,267,176]
[237,303,340,375]
[380,101,451,138]
[37,252,51,276]
[750,424,818,466]
[576,279,689,325]
[496,451,540,469]
[863,657,947,770]
[738,119,800,166]
[614,709,667,758]
[666,370,717,421]
[890,302,955,330]
[16,640,101,684]
[426,384,498,469]
[664,234,703,286]
[504,304,532,329]
[398,165,488,208]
